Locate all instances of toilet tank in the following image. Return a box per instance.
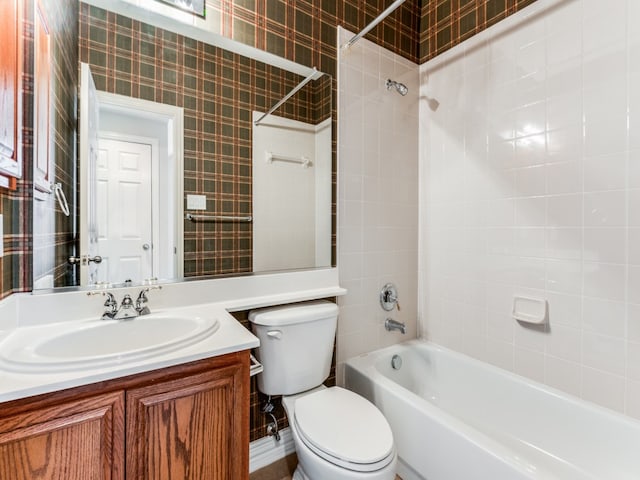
[249,301,338,396]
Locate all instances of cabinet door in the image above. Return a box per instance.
[0,0,23,181]
[126,362,249,480]
[0,391,125,480]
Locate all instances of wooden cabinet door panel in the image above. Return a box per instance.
[127,363,248,480]
[0,391,125,480]
[0,0,23,180]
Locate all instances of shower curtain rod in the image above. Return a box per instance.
[254,67,318,126]
[341,0,407,50]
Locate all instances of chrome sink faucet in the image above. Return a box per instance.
[115,294,137,319]
[89,285,162,320]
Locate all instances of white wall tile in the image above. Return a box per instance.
[584,191,627,227]
[583,262,626,301]
[546,160,583,195]
[546,194,582,227]
[581,367,625,413]
[582,297,627,338]
[583,228,627,264]
[485,338,515,371]
[546,259,582,295]
[624,379,640,420]
[419,0,640,416]
[584,152,627,192]
[545,356,582,398]
[582,331,626,376]
[338,28,419,369]
[546,324,581,363]
[514,347,545,383]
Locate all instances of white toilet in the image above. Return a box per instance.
[249,301,397,480]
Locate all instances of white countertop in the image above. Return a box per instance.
[0,303,256,403]
[0,269,346,403]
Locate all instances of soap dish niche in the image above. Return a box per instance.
[512,296,548,326]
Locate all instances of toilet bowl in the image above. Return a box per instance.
[249,301,397,480]
[282,386,397,480]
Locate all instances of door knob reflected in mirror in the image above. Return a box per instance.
[142,243,150,250]
[68,255,102,265]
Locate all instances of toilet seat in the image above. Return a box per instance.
[293,387,395,473]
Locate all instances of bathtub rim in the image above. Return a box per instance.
[344,339,640,480]
[346,339,640,430]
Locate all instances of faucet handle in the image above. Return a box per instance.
[136,285,162,315]
[103,292,117,308]
[380,283,399,311]
[88,291,118,319]
[136,285,162,302]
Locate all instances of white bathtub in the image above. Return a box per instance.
[344,340,640,480]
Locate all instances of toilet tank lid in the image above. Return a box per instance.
[248,301,338,326]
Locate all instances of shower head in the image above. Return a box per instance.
[386,79,408,96]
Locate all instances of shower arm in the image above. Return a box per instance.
[254,67,318,126]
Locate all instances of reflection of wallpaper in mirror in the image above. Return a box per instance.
[79,3,331,277]
[32,0,78,289]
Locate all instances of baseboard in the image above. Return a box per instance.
[249,427,295,473]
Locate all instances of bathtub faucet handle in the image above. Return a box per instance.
[380,283,400,311]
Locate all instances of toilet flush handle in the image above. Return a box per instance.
[267,330,282,339]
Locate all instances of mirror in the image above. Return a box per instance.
[32,0,334,290]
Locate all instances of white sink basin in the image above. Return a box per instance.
[0,314,219,373]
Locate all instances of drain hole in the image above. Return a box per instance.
[391,354,402,370]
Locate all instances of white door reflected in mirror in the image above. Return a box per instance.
[75,63,184,288]
[96,138,154,284]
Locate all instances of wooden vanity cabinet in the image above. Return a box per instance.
[0,391,124,480]
[0,351,250,480]
[126,360,249,479]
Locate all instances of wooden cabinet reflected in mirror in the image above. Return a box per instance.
[0,0,23,188]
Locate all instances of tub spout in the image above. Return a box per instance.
[385,318,406,334]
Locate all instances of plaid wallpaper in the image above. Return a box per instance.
[208,0,422,68]
[44,0,79,287]
[0,0,33,301]
[419,0,538,62]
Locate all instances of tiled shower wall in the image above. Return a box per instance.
[421,0,640,417]
[337,27,419,373]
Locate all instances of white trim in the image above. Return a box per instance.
[94,90,184,280]
[249,427,295,473]
[82,0,320,80]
